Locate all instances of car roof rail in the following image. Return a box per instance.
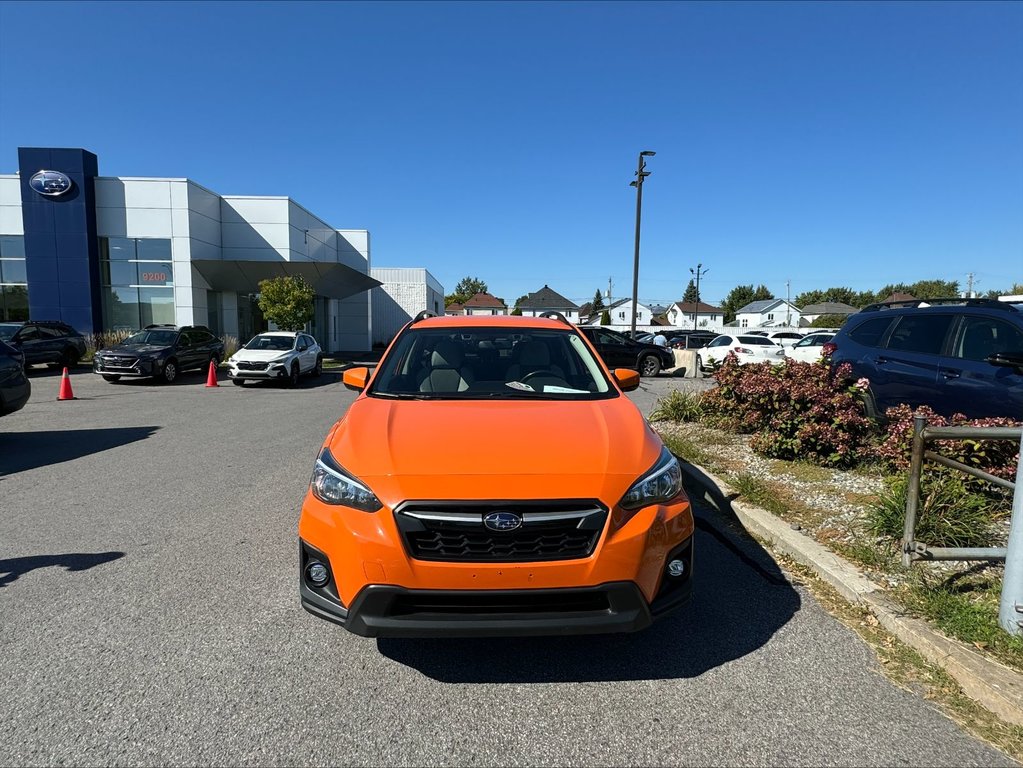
[860,297,1019,313]
[411,310,438,324]
[538,311,572,325]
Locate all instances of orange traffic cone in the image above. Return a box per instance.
[57,367,76,401]
[205,360,219,388]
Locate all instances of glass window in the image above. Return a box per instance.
[1,286,29,321]
[885,315,953,355]
[139,288,175,326]
[849,317,894,348]
[136,239,172,261]
[103,286,141,331]
[955,317,1023,362]
[102,260,138,286]
[207,291,222,335]
[104,237,136,260]
[0,259,27,284]
[137,263,173,287]
[0,236,25,258]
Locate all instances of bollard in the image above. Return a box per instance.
[999,432,1023,637]
[902,414,927,568]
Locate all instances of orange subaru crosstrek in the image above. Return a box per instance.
[299,313,693,637]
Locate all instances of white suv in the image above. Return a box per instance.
[227,332,323,387]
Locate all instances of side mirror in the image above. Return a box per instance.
[987,352,1023,374]
[343,366,369,391]
[614,368,640,392]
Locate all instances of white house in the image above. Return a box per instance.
[517,284,579,322]
[734,299,802,329]
[463,292,508,315]
[666,301,724,331]
[583,298,654,327]
[371,267,445,345]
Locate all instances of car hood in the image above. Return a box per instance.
[101,344,169,356]
[327,395,664,506]
[232,349,294,362]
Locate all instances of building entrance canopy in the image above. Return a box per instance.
[192,260,380,300]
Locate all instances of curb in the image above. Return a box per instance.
[678,458,1023,728]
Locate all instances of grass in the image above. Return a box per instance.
[649,389,704,423]
[730,471,789,516]
[771,459,831,484]
[660,433,711,468]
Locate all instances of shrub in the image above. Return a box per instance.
[83,329,134,360]
[220,334,239,361]
[867,470,997,548]
[874,404,1020,482]
[701,356,874,467]
[650,389,703,423]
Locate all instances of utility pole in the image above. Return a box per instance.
[629,151,655,338]
[967,272,975,298]
[690,263,708,330]
[786,279,791,326]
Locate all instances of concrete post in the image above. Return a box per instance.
[999,432,1023,636]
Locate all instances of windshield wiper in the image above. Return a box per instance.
[370,392,439,400]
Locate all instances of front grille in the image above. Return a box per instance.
[390,590,609,616]
[100,356,138,370]
[237,361,269,371]
[395,501,607,563]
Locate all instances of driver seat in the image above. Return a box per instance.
[417,339,474,392]
[506,341,564,382]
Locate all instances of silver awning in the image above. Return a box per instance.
[191,260,380,300]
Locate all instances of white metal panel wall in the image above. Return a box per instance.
[0,175,23,234]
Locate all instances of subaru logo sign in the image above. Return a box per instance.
[483,511,522,532]
[29,170,73,197]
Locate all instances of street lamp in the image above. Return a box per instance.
[629,151,655,338]
[690,263,708,329]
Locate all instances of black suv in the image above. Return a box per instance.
[578,326,675,377]
[827,298,1023,419]
[93,325,225,384]
[0,321,87,369]
[0,340,30,416]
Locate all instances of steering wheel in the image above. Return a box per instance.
[520,369,560,384]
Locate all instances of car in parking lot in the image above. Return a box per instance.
[299,312,694,637]
[668,330,718,350]
[0,320,86,369]
[93,324,224,383]
[747,329,805,347]
[697,334,787,372]
[0,340,30,416]
[576,326,675,376]
[226,331,323,387]
[784,331,836,363]
[826,298,1023,419]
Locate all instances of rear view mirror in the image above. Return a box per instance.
[614,368,640,392]
[343,366,369,391]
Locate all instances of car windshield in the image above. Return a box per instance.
[369,327,615,400]
[244,335,294,351]
[123,330,178,346]
[0,323,19,341]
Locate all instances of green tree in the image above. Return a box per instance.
[986,284,1023,299]
[682,279,699,304]
[592,289,605,312]
[794,287,859,308]
[510,294,527,317]
[445,276,489,306]
[876,279,959,301]
[721,284,774,323]
[810,314,851,328]
[600,309,611,325]
[257,275,315,331]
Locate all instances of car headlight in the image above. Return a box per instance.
[310,447,382,512]
[619,447,683,510]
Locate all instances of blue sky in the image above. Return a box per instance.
[1,1,1020,307]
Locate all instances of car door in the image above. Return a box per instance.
[702,336,731,366]
[11,325,45,365]
[297,335,314,372]
[594,330,636,368]
[178,331,204,371]
[874,313,954,412]
[788,334,817,362]
[938,315,1023,418]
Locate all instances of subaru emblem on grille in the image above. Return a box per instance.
[483,511,522,532]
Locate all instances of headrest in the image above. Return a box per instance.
[517,341,550,368]
[431,339,463,368]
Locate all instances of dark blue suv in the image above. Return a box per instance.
[826,299,1023,419]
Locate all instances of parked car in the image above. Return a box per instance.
[299,313,693,637]
[826,298,1023,419]
[697,334,787,372]
[0,340,30,416]
[668,330,718,350]
[758,330,805,348]
[0,320,86,369]
[226,331,323,387]
[93,324,224,383]
[577,326,675,377]
[784,332,836,363]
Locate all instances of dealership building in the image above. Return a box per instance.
[0,147,381,351]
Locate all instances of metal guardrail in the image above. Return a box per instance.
[902,414,1023,635]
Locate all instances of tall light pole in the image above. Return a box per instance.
[690,263,708,329]
[629,150,655,337]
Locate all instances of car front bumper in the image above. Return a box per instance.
[93,358,161,378]
[226,364,289,380]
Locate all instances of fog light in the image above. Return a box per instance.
[306,562,330,587]
[667,559,686,577]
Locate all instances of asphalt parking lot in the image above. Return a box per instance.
[0,367,1013,766]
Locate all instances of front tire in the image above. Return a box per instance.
[312,356,322,377]
[639,355,661,377]
[102,374,121,382]
[286,362,300,388]
[163,360,178,384]
[232,379,246,387]
[696,355,703,374]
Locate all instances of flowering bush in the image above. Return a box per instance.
[701,355,874,467]
[873,404,1021,481]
